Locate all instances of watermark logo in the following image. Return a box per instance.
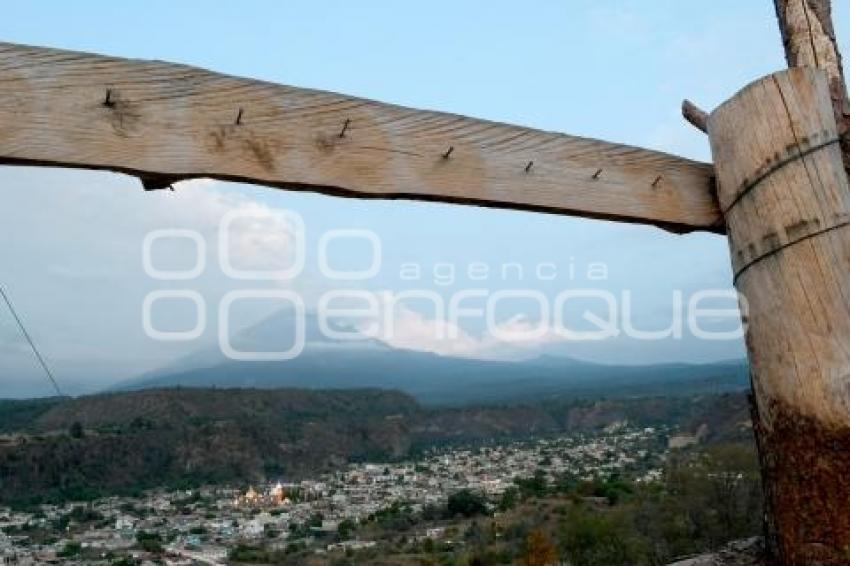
[142,208,747,361]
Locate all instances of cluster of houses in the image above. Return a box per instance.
[0,425,668,564]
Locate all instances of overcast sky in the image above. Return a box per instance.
[2,1,846,397]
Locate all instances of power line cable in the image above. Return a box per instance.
[0,285,64,397]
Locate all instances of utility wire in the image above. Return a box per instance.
[0,285,64,397]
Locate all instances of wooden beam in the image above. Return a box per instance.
[0,42,721,234]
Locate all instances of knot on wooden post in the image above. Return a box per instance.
[682,99,708,133]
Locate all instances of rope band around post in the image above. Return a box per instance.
[722,133,842,216]
[733,218,850,283]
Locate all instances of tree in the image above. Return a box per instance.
[658,443,762,552]
[337,519,356,540]
[308,513,324,528]
[515,469,548,498]
[521,528,557,566]
[421,537,436,554]
[559,505,645,565]
[69,421,84,439]
[447,489,487,518]
[498,487,519,512]
[58,540,81,558]
[135,531,163,554]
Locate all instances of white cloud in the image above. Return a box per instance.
[0,168,308,395]
[346,291,744,365]
[136,179,301,278]
[369,296,482,358]
[349,292,563,362]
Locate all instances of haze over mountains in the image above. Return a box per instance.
[120,308,749,405]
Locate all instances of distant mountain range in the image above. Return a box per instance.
[118,309,749,405]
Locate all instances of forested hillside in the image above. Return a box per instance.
[0,388,753,506]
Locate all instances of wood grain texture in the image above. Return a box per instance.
[774,0,850,172]
[0,42,721,233]
[709,67,850,564]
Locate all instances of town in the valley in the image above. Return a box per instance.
[0,425,675,564]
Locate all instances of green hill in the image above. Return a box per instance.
[0,388,753,506]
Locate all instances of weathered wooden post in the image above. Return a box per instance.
[773,0,849,173]
[708,67,850,563]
